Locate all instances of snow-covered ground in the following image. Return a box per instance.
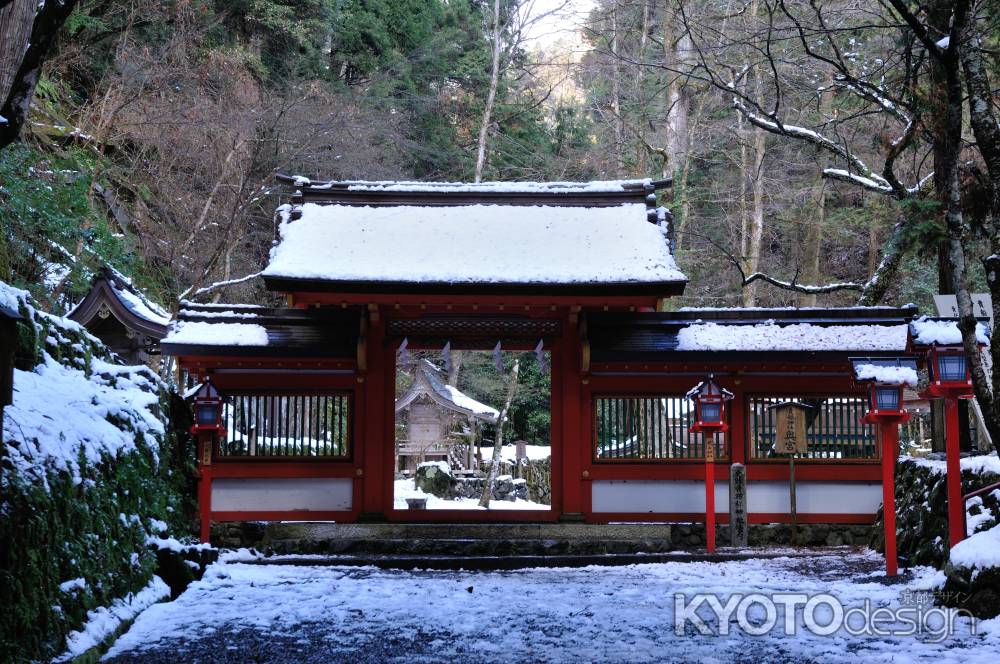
[393,478,549,511]
[104,551,998,663]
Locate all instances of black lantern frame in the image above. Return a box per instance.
[686,375,734,434]
[188,379,225,435]
[926,346,971,387]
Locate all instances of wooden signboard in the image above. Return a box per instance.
[774,403,809,455]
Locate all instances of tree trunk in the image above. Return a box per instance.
[609,7,623,175]
[799,182,825,307]
[743,125,766,307]
[0,0,34,105]
[474,0,503,183]
[479,359,520,508]
[0,0,79,150]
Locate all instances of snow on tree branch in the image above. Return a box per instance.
[743,272,863,294]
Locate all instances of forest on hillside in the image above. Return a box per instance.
[1,0,998,317]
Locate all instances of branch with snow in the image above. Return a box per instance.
[179,271,261,302]
[743,272,863,295]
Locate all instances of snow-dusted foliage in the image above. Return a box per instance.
[2,282,165,487]
[0,280,195,662]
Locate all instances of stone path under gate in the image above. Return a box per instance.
[103,550,998,664]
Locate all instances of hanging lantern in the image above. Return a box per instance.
[686,375,733,433]
[188,379,225,435]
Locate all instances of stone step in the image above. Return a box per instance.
[260,521,673,542]
[232,549,828,571]
[267,537,674,557]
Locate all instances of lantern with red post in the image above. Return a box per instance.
[187,379,225,543]
[908,317,986,550]
[851,357,916,577]
[687,375,733,553]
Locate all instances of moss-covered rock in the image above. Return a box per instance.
[870,456,1000,568]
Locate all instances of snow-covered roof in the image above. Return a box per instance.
[295,178,655,193]
[67,267,170,333]
[909,316,990,346]
[261,179,685,295]
[160,302,361,358]
[395,359,499,421]
[674,321,908,352]
[163,321,269,347]
[588,307,920,361]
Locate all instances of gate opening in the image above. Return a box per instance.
[393,348,552,511]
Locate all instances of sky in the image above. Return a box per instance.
[520,0,598,48]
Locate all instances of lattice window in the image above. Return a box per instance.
[219,394,351,458]
[593,395,726,461]
[748,396,876,460]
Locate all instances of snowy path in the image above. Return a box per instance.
[104,551,998,663]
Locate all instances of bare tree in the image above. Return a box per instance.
[479,359,520,508]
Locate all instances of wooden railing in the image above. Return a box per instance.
[219,393,351,458]
[593,395,723,461]
[964,480,1000,537]
[748,396,876,461]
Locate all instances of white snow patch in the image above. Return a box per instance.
[3,354,164,486]
[262,202,685,285]
[905,452,1000,476]
[950,522,1000,570]
[163,321,269,346]
[55,576,169,662]
[58,578,86,594]
[675,321,908,351]
[441,385,499,419]
[110,283,171,326]
[854,363,919,386]
[910,317,990,346]
[393,478,548,511]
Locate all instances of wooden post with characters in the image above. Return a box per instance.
[687,376,733,553]
[768,402,812,545]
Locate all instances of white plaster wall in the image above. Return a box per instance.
[211,478,353,512]
[592,480,730,513]
[745,481,881,515]
[591,479,881,515]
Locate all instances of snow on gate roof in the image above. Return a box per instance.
[587,307,920,361]
[261,178,686,295]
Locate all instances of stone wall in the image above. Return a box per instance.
[484,457,551,505]
[672,523,873,548]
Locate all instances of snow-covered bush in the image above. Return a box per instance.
[0,282,196,662]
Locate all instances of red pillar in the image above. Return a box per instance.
[560,317,583,517]
[361,314,387,518]
[880,423,899,576]
[705,440,716,553]
[944,398,965,548]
